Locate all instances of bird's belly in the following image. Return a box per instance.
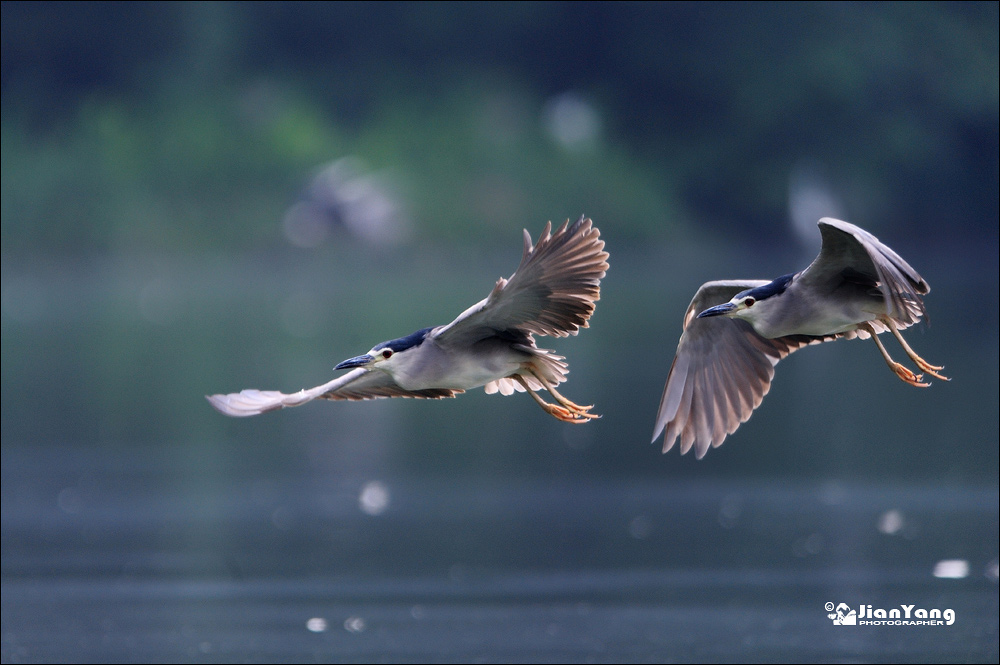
[752,299,883,338]
[436,363,519,390]
[393,345,526,391]
[761,320,863,338]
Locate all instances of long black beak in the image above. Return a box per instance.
[335,354,374,370]
[697,303,738,318]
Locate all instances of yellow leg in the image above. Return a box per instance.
[514,374,599,423]
[884,319,949,381]
[526,368,598,416]
[862,323,929,388]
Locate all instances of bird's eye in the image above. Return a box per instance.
[381,349,393,359]
[744,298,755,307]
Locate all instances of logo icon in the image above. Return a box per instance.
[826,602,857,625]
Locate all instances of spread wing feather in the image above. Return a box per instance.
[432,216,608,347]
[652,281,834,458]
[799,218,928,328]
[206,368,458,417]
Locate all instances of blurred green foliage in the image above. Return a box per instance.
[2,76,678,250]
[2,2,997,252]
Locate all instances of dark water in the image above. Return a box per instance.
[2,444,997,663]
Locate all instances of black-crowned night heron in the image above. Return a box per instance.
[207,216,608,422]
[653,217,948,458]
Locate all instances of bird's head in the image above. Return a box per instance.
[697,273,795,322]
[335,327,433,372]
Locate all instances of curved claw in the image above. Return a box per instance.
[891,362,930,388]
[913,358,949,381]
[915,359,945,372]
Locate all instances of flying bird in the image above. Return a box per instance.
[208,216,608,423]
[653,217,947,458]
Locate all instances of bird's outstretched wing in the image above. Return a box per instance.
[797,217,929,327]
[652,281,834,458]
[431,216,608,348]
[206,368,459,417]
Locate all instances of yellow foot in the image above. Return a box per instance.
[515,373,601,423]
[883,321,950,381]
[542,402,601,423]
[891,362,930,388]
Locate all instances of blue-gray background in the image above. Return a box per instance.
[2,3,997,662]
